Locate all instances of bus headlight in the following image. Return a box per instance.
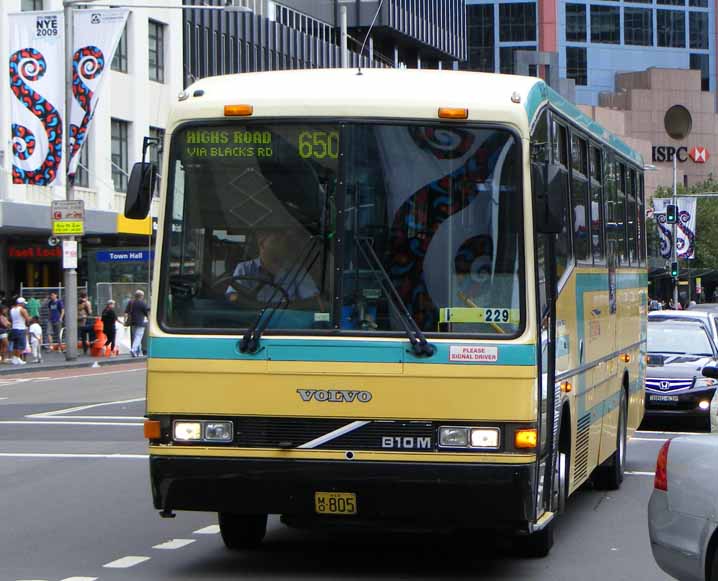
[174,421,202,441]
[205,421,233,441]
[439,427,469,447]
[470,428,500,449]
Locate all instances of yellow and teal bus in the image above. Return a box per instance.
[128,69,647,557]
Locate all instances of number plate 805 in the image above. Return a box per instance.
[314,492,357,515]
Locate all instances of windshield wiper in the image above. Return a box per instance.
[239,237,321,354]
[355,236,435,358]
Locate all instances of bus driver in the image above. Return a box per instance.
[225,228,320,306]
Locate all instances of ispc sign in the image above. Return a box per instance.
[652,145,710,164]
[51,200,85,236]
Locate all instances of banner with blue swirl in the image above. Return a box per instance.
[653,197,697,260]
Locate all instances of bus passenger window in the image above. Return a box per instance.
[615,164,627,265]
[626,169,637,266]
[552,120,572,282]
[570,134,589,262]
[589,146,605,264]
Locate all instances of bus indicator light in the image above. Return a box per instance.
[144,420,161,440]
[438,107,468,120]
[224,104,253,117]
[515,429,538,449]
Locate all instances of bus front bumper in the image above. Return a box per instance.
[150,456,537,530]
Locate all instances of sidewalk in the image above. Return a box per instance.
[0,349,145,375]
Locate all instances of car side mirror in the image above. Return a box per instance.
[124,162,156,220]
[702,366,718,379]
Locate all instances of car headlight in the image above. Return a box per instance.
[695,377,718,389]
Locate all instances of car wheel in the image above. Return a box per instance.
[710,544,718,581]
[593,389,627,490]
[516,522,554,558]
[218,513,267,550]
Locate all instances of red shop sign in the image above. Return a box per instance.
[8,246,62,260]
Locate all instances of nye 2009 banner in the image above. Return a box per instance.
[9,11,65,187]
[654,197,698,260]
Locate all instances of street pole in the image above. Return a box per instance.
[672,154,679,308]
[340,6,348,68]
[63,2,78,360]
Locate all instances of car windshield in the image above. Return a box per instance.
[647,323,714,356]
[160,122,524,336]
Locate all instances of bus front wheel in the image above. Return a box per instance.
[218,513,267,550]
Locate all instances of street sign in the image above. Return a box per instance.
[62,240,78,269]
[51,200,85,236]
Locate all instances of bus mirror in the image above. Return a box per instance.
[124,162,156,220]
[533,161,564,234]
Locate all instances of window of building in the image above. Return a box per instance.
[571,134,590,262]
[112,24,128,73]
[624,8,653,46]
[467,4,495,72]
[566,4,586,42]
[148,20,165,83]
[499,46,536,75]
[689,0,708,6]
[689,11,708,49]
[499,3,536,42]
[75,137,90,189]
[566,46,587,86]
[21,0,43,10]
[690,53,710,91]
[657,0,685,5]
[111,118,129,193]
[590,5,620,44]
[589,146,604,264]
[657,10,685,48]
[149,126,164,176]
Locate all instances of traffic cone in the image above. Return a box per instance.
[91,317,106,357]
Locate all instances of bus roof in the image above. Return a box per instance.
[175,68,643,166]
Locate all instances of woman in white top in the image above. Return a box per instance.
[10,297,30,365]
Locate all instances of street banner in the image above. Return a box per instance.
[654,197,698,260]
[67,8,129,182]
[8,11,65,187]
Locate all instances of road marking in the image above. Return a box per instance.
[28,397,145,418]
[625,471,655,476]
[103,556,150,568]
[0,421,141,427]
[153,539,196,550]
[61,577,98,581]
[42,415,146,420]
[0,453,148,459]
[637,430,709,436]
[194,525,220,535]
[631,437,669,442]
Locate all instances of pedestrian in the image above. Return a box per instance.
[9,297,30,365]
[125,290,149,357]
[102,300,118,356]
[26,296,41,320]
[0,306,10,364]
[46,291,64,349]
[78,292,94,355]
[29,316,43,363]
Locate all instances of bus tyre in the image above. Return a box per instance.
[218,513,267,550]
[517,522,554,558]
[711,545,718,581]
[593,389,627,491]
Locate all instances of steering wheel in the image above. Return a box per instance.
[224,274,291,306]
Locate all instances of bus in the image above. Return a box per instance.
[129,68,647,557]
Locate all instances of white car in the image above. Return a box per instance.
[649,310,718,346]
[648,431,718,580]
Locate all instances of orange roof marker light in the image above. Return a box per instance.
[438,107,468,120]
[224,104,253,117]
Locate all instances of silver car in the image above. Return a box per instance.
[649,310,718,346]
[648,431,718,580]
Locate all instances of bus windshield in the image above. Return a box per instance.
[161,122,523,336]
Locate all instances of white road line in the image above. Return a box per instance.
[193,525,220,535]
[0,421,141,427]
[60,577,98,581]
[153,539,196,550]
[28,397,146,418]
[103,556,150,569]
[637,430,709,436]
[0,453,148,459]
[626,471,655,476]
[631,437,668,442]
[0,397,8,400]
[42,415,146,420]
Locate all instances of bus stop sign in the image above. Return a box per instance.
[51,200,85,236]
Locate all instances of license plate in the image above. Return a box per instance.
[650,395,679,402]
[314,492,357,515]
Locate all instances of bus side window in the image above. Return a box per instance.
[589,145,605,265]
[638,173,646,266]
[626,169,637,266]
[551,119,573,282]
[570,133,590,263]
[615,163,627,266]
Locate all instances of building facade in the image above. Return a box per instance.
[0,0,183,296]
[466,0,715,105]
